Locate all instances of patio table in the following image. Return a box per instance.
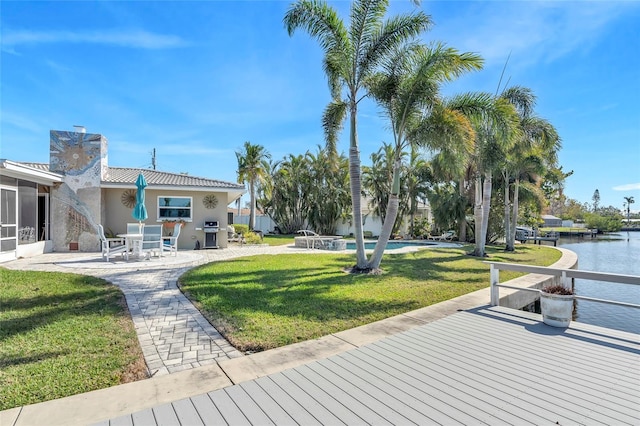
[117,233,143,260]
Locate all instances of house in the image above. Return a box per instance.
[542,214,562,228]
[0,128,245,262]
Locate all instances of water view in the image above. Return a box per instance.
[558,231,640,334]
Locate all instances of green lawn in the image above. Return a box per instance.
[262,234,295,246]
[0,269,147,411]
[179,244,561,353]
[0,242,561,410]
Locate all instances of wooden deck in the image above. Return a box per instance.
[96,306,639,425]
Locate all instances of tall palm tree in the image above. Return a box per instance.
[624,196,635,225]
[235,141,271,231]
[284,0,431,271]
[366,42,482,268]
[497,86,560,251]
[463,94,520,257]
[424,91,518,253]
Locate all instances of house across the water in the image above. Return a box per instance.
[0,127,245,262]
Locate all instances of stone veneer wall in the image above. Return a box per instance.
[49,130,107,252]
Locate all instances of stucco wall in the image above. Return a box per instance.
[103,188,231,249]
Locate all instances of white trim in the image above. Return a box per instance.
[0,160,63,185]
[157,195,193,220]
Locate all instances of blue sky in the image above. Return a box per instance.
[2,1,639,212]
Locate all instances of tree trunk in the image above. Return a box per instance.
[510,178,520,249]
[368,160,401,270]
[249,180,256,231]
[348,100,368,269]
[504,171,514,251]
[480,171,492,253]
[458,178,467,242]
[472,175,484,256]
[472,171,492,257]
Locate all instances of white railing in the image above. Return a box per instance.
[486,262,640,309]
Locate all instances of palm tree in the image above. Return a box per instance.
[366,43,483,268]
[284,0,431,271]
[423,90,518,254]
[305,147,351,234]
[235,141,271,231]
[462,93,520,257]
[503,117,560,251]
[624,196,635,225]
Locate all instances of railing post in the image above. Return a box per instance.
[561,270,571,291]
[490,264,500,306]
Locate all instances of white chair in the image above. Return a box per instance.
[141,225,163,258]
[97,224,127,261]
[162,223,181,256]
[127,222,144,234]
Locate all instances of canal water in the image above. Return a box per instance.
[558,231,640,334]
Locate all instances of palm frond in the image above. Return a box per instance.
[322,100,347,153]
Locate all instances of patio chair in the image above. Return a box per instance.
[162,223,181,256]
[227,225,245,245]
[97,224,127,261]
[127,222,144,234]
[433,230,455,241]
[141,225,163,258]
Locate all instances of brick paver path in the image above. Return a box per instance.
[3,245,312,376]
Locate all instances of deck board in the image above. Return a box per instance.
[208,389,251,425]
[151,403,180,426]
[108,306,639,426]
[189,394,226,425]
[131,409,155,426]
[238,380,297,425]
[224,385,274,425]
[171,399,204,426]
[253,376,322,425]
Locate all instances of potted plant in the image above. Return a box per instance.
[540,284,574,327]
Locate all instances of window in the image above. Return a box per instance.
[18,180,37,245]
[157,196,192,220]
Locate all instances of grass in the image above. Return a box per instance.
[262,234,295,246]
[0,269,147,411]
[179,243,561,353]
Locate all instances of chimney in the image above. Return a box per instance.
[73,125,86,134]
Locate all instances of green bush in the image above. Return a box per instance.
[584,213,622,232]
[233,224,249,234]
[244,231,263,244]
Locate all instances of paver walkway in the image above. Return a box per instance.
[2,245,315,375]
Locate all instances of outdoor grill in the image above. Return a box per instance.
[203,220,219,249]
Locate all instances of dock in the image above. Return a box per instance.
[93,306,639,425]
[519,232,560,246]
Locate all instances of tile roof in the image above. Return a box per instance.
[17,163,244,190]
[14,162,51,172]
[104,167,244,189]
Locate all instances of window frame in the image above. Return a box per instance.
[156,196,193,221]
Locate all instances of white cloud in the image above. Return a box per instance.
[613,183,640,191]
[2,29,186,49]
[431,1,639,68]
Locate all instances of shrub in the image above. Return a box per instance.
[542,285,573,295]
[233,224,249,234]
[243,231,263,244]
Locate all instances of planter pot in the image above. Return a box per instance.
[540,291,573,327]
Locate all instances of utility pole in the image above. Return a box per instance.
[151,148,156,170]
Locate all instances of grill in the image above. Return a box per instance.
[203,221,219,249]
